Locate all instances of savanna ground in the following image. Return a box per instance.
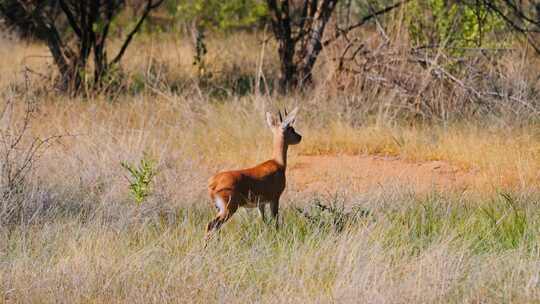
[1,20,540,303]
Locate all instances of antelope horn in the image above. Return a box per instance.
[278,110,283,122]
[284,107,288,116]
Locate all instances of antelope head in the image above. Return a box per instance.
[266,107,302,146]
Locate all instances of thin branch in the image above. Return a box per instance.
[110,0,164,65]
[58,0,82,38]
[323,0,410,47]
[500,0,540,27]
[482,0,540,54]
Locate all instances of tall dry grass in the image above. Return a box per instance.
[0,20,539,303]
[2,191,540,303]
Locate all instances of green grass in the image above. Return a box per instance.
[1,192,540,303]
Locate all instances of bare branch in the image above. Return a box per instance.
[482,0,540,54]
[58,0,82,38]
[111,0,164,65]
[323,0,411,47]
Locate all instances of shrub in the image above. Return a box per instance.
[407,0,507,53]
[165,0,267,31]
[121,153,158,205]
[296,198,371,233]
[0,87,60,225]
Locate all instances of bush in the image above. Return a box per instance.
[407,0,507,53]
[0,86,60,225]
[121,153,158,205]
[165,0,267,31]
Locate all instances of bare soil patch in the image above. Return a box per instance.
[287,155,477,196]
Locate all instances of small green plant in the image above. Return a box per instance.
[121,154,158,205]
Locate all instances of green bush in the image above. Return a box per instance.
[165,0,267,31]
[121,154,158,205]
[407,0,507,53]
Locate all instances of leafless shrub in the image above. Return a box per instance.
[0,82,60,225]
[329,29,540,122]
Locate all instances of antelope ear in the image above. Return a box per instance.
[281,107,299,127]
[266,112,277,128]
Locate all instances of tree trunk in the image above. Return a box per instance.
[267,0,338,93]
[36,20,83,92]
[297,1,337,87]
[278,36,298,93]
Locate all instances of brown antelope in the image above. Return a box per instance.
[205,107,301,240]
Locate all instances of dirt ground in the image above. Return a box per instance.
[287,155,477,196]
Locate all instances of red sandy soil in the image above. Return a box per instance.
[287,155,477,196]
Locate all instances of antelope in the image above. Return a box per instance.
[205,107,302,240]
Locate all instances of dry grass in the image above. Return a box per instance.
[2,192,540,303]
[0,27,539,303]
[23,93,540,198]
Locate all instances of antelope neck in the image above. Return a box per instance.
[272,133,288,168]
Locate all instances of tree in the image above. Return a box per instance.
[266,0,339,92]
[0,0,164,93]
[265,0,409,92]
[480,0,540,54]
[0,0,62,39]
